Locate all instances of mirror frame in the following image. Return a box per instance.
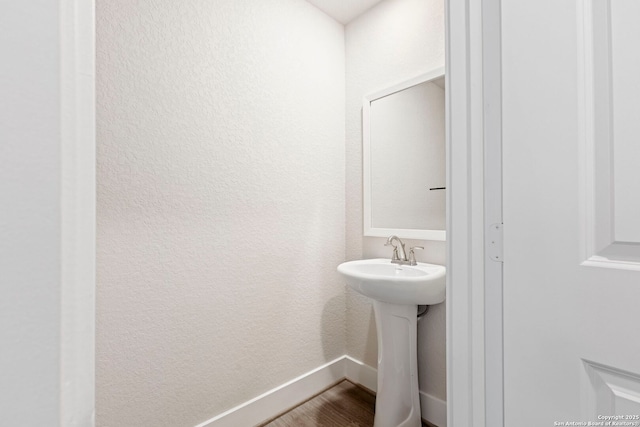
[363,66,446,241]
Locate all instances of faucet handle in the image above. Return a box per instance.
[408,246,424,266]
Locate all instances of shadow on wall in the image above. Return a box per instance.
[320,293,378,364]
[364,310,377,365]
[417,300,447,400]
[321,294,347,361]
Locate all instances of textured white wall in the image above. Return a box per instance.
[96,1,345,426]
[344,0,447,401]
[0,2,62,426]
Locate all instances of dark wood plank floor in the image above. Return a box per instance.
[257,380,437,427]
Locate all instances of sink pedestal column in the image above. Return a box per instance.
[373,301,422,427]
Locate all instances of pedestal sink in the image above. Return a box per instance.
[337,258,446,427]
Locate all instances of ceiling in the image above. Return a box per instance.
[305,0,386,24]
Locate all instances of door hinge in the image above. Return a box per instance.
[487,223,503,262]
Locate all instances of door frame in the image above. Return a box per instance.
[61,0,506,425]
[445,0,504,426]
[60,0,96,425]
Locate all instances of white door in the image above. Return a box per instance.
[502,0,640,425]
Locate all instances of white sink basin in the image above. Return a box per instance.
[337,258,445,305]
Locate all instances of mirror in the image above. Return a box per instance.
[363,67,446,240]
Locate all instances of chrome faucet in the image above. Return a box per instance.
[385,235,424,266]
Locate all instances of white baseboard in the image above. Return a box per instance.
[195,355,447,427]
[420,390,447,427]
[344,355,378,392]
[194,356,346,427]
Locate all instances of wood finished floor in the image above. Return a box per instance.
[257,380,436,427]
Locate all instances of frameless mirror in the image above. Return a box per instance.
[363,67,446,240]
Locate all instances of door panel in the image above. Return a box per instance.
[584,361,640,420]
[502,0,640,424]
[580,0,640,266]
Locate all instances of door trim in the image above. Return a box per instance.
[481,0,504,425]
[446,0,503,425]
[60,0,96,425]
